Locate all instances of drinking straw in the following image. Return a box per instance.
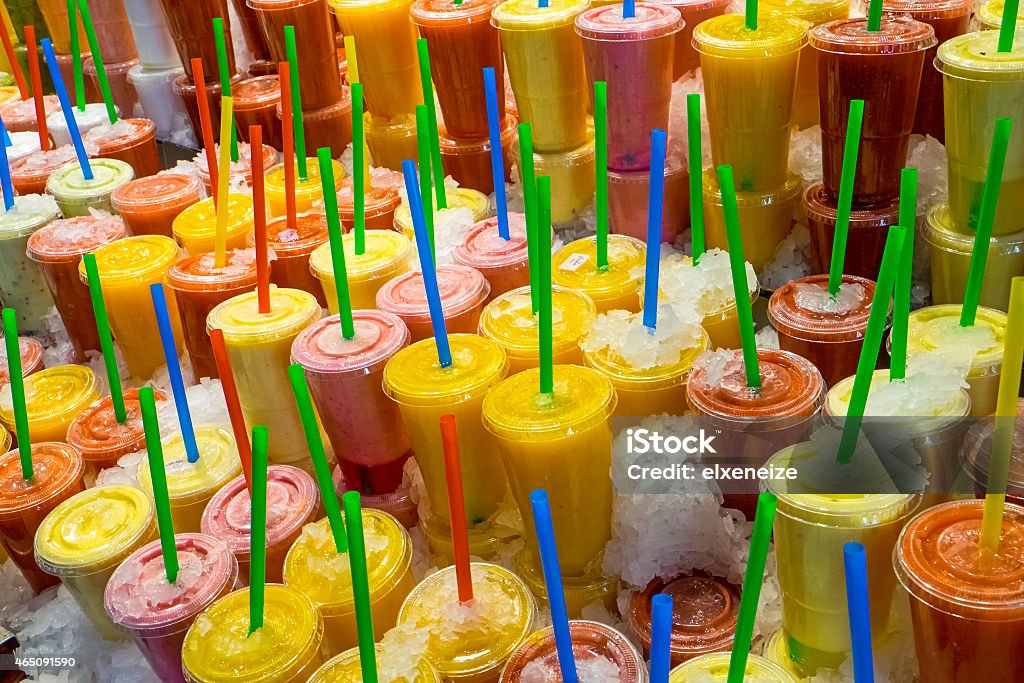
[41,39,91,180]
[344,36,359,83]
[150,283,199,464]
[961,118,1012,328]
[726,492,777,683]
[649,594,673,683]
[889,168,917,382]
[716,165,759,388]
[687,94,705,262]
[538,176,554,395]
[279,63,297,232]
[212,17,238,163]
[342,491,378,683]
[979,276,1024,553]
[843,542,874,683]
[624,0,636,18]
[415,105,436,257]
[0,120,12,211]
[999,0,1019,51]
[249,425,268,634]
[2,309,31,479]
[746,0,758,30]
[139,386,178,584]
[2,125,9,147]
[251,126,271,314]
[440,414,473,603]
[318,147,356,339]
[828,99,865,297]
[75,0,116,124]
[284,27,308,181]
[209,328,252,492]
[595,82,609,269]
[416,39,445,208]
[214,96,234,269]
[288,364,348,553]
[192,59,219,203]
[0,14,26,99]
[643,130,667,332]
[530,490,578,683]
[836,225,906,465]
[67,0,84,110]
[352,82,366,254]
[343,36,371,193]
[483,67,509,241]
[23,27,49,152]
[519,123,540,313]
[82,253,126,423]
[866,0,883,31]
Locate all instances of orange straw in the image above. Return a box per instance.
[23,27,49,152]
[278,63,297,233]
[440,414,473,603]
[0,17,26,100]
[192,59,219,204]
[210,327,252,492]
[250,125,271,314]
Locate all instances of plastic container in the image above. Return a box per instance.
[234,74,282,150]
[46,158,136,217]
[376,264,491,342]
[66,389,166,484]
[609,158,688,244]
[276,85,352,158]
[127,65,189,140]
[437,114,516,195]
[111,173,203,238]
[364,112,416,172]
[84,57,141,120]
[453,213,531,301]
[122,0,180,69]
[174,71,244,144]
[247,211,330,306]
[158,0,235,83]
[172,194,255,255]
[551,234,645,313]
[804,182,900,282]
[0,94,60,133]
[84,118,161,178]
[510,129,596,225]
[310,230,413,311]
[46,103,117,148]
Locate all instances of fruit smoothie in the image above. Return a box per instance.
[0,95,60,133]
[895,500,1024,681]
[67,389,166,485]
[978,0,1024,29]
[501,620,646,682]
[292,311,413,496]
[181,585,326,682]
[811,16,936,204]
[34,485,158,640]
[264,158,345,218]
[551,234,646,314]
[760,629,805,680]
[664,0,729,79]
[0,365,100,443]
[668,653,798,682]
[234,75,283,151]
[81,235,184,379]
[0,337,44,392]
[309,644,441,682]
[207,288,322,470]
[27,212,126,360]
[289,95,355,157]
[0,194,58,334]
[437,117,516,195]
[201,465,320,584]
[11,145,91,196]
[398,563,537,681]
[174,73,245,147]
[172,195,255,255]
[384,335,510,527]
[938,32,1024,236]
[284,509,415,653]
[364,112,418,172]
[576,3,682,170]
[309,230,413,312]
[376,264,491,343]
[111,173,203,238]
[483,365,617,576]
[83,59,140,123]
[511,131,597,225]
[960,398,1024,504]
[335,181,402,232]
[453,214,530,301]
[608,158,689,245]
[104,533,239,683]
[694,14,810,191]
[83,118,161,178]
[769,274,878,388]
[0,443,85,593]
[804,182,900,282]
[46,158,136,217]
[46,103,115,148]
[393,187,491,240]
[247,212,329,306]
[157,0,234,82]
[36,0,86,53]
[83,0,137,63]
[194,142,280,195]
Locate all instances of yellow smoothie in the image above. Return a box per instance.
[669,652,799,682]
[393,187,491,241]
[310,230,413,313]
[551,235,645,313]
[309,644,441,682]
[510,133,597,225]
[978,0,1024,30]
[171,194,254,255]
[264,159,345,218]
[0,365,99,442]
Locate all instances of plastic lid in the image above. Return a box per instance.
[0,194,59,236]
[12,147,89,182]
[492,0,591,29]
[111,173,202,210]
[608,156,686,185]
[478,285,597,356]
[0,365,99,425]
[810,15,937,54]
[172,195,254,240]
[309,230,412,281]
[336,183,401,218]
[376,264,491,324]
[453,214,530,270]
[586,320,710,390]
[412,0,498,23]
[81,235,181,283]
[693,14,811,57]
[136,426,241,504]
[394,188,491,235]
[879,0,971,20]
[978,0,1024,29]
[195,142,279,183]
[576,3,683,41]
[438,114,517,154]
[66,389,161,463]
[233,75,281,109]
[174,71,244,97]
[207,286,321,343]
[166,251,259,293]
[5,131,41,164]
[905,304,1006,372]
[291,310,410,378]
[937,31,1024,79]
[502,620,644,682]
[309,645,441,683]
[27,213,126,262]
[383,334,508,406]
[705,171,804,206]
[0,443,83,520]
[510,129,597,169]
[247,212,329,256]
[264,159,345,194]
[482,365,616,440]
[760,0,848,24]
[923,202,1024,254]
[960,397,1024,487]
[551,234,646,302]
[83,119,155,152]
[46,158,135,198]
[768,274,876,342]
[34,485,155,573]
[669,653,799,682]
[0,95,60,121]
[803,183,899,229]
[0,337,44,388]
[329,0,414,11]
[628,573,740,654]
[300,92,353,122]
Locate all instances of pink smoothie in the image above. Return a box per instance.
[452,213,530,302]
[375,264,490,342]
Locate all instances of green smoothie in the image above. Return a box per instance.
[0,195,58,334]
[45,159,135,218]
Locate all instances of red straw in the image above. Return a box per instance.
[440,414,473,603]
[210,328,252,492]
[250,125,271,314]
[23,27,49,151]
[192,59,219,204]
[0,20,27,100]
[278,63,297,233]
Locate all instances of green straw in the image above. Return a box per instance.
[248,425,268,635]
[83,253,126,423]
[828,99,864,297]
[889,168,917,382]
[75,0,116,123]
[716,165,760,389]
[746,0,757,30]
[836,225,906,465]
[138,386,178,584]
[416,38,446,209]
[343,492,378,683]
[284,27,308,181]
[212,18,238,163]
[961,117,1012,328]
[318,147,355,339]
[352,82,366,255]
[2,309,31,480]
[595,81,609,270]
[688,94,705,262]
[867,0,883,31]
[727,492,777,683]
[415,105,436,258]
[519,123,540,314]
[538,176,553,396]
[66,0,84,110]
[288,364,348,553]
[999,0,1019,52]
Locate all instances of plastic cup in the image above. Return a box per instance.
[551,234,646,313]
[83,0,137,62]
[80,235,184,379]
[393,186,491,240]
[398,562,536,681]
[172,194,255,255]
[0,443,85,594]
[0,194,59,335]
[111,173,203,238]
[978,0,1024,30]
[291,311,413,497]
[201,465,320,584]
[376,264,491,343]
[335,181,402,232]
[158,0,235,83]
[124,66,189,143]
[84,58,141,122]
[895,500,1024,681]
[84,118,161,179]
[960,397,1024,505]
[37,0,87,54]
[668,652,798,682]
[663,0,729,79]
[510,126,596,225]
[804,182,900,282]
[364,112,417,171]
[384,334,510,527]
[283,508,414,653]
[233,0,273,62]
[46,102,118,148]
[309,645,441,682]
[0,95,60,133]
[207,287,322,470]
[694,14,809,192]
[195,141,279,195]
[234,75,283,152]
[501,620,645,682]
[3,131,41,166]
[437,115,516,195]
[67,389,166,485]
[453,213,530,301]
[173,71,245,145]
[0,337,44,392]
[264,158,345,218]
[34,485,158,640]
[331,464,419,530]
[0,365,100,443]
[46,158,136,217]
[309,230,413,312]
[3,0,47,45]
[759,630,804,680]
[608,158,688,245]
[122,0,179,69]
[247,212,329,306]
[297,93,354,158]
[181,584,326,682]
[11,146,88,196]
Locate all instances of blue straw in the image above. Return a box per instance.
[643,129,667,331]
[2,122,10,147]
[41,38,92,180]
[0,119,12,211]
[624,0,636,18]
[482,67,509,241]
[401,159,452,368]
[539,0,549,6]
[650,593,673,683]
[149,283,199,464]
[530,489,578,683]
[844,542,874,682]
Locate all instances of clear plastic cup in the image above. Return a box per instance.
[663,0,730,79]
[437,114,516,195]
[111,173,203,238]
[3,131,41,166]
[84,118,161,178]
[608,157,688,244]
[551,234,645,313]
[668,652,798,682]
[37,0,86,54]
[375,264,491,343]
[195,141,279,195]
[11,146,91,196]
[264,158,345,218]
[46,102,116,148]
[0,365,100,443]
[84,57,141,122]
[309,230,413,312]
[453,213,531,301]
[393,186,491,240]
[46,158,135,217]
[172,194,255,255]
[126,66,189,140]
[364,112,417,172]
[335,181,402,232]
[0,337,44,392]
[122,0,179,69]
[0,95,59,132]
[0,194,59,335]
[159,0,235,83]
[235,75,283,151]
[804,182,900,282]
[960,397,1024,504]
[978,0,1024,30]
[173,71,245,146]
[67,389,166,485]
[510,129,596,225]
[502,620,646,682]
[247,211,329,307]
[83,0,137,62]
[309,644,441,682]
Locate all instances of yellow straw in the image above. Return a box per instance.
[214,96,234,268]
[343,35,371,191]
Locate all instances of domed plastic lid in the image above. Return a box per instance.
[438,114,517,153]
[292,310,410,377]
[693,14,810,56]
[207,286,321,343]
[978,0,1024,29]
[760,0,847,24]
[669,652,799,682]
[248,212,329,255]
[809,15,937,54]
[27,213,126,261]
[705,171,803,205]
[0,194,58,236]
[492,0,591,29]
[502,620,643,682]
[376,264,491,323]
[412,0,497,23]
[136,426,241,504]
[166,251,259,292]
[309,231,412,279]
[336,183,401,217]
[0,337,44,388]
[586,321,709,390]
[879,0,971,20]
[0,365,99,424]
[768,274,876,341]
[384,334,508,405]
[922,202,1024,255]
[0,443,83,519]
[453,214,530,270]
[265,159,345,192]
[802,183,899,229]
[82,235,181,283]
[66,389,162,461]
[394,188,491,233]
[551,234,645,299]
[961,397,1024,488]
[173,194,254,238]
[46,158,135,197]
[309,645,441,683]
[937,31,1024,78]
[478,285,597,355]
[83,119,154,150]
[628,573,739,653]
[576,3,683,41]
[233,75,281,109]
[905,304,1006,369]
[111,173,202,209]
[12,147,84,182]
